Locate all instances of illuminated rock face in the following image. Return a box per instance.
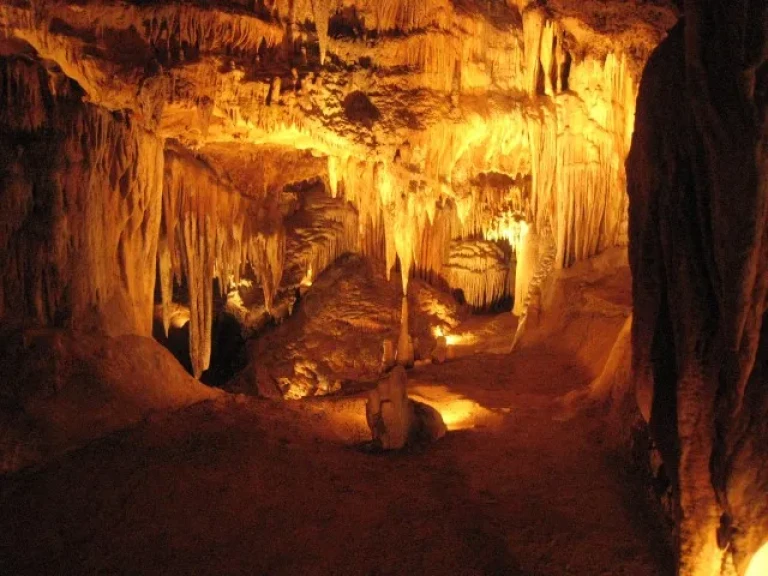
[0,0,677,375]
[627,4,768,574]
[249,253,464,398]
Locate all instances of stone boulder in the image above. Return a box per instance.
[410,401,447,445]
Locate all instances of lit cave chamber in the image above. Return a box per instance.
[0,1,766,575]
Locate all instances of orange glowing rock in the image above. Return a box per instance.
[396,297,414,367]
[381,339,396,371]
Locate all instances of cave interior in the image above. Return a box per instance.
[0,0,766,575]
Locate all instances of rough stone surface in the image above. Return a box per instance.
[247,254,463,398]
[0,327,221,472]
[381,339,396,371]
[627,4,768,573]
[410,400,447,445]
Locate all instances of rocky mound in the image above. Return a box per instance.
[0,328,222,472]
[239,253,467,398]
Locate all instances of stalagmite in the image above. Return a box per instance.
[432,336,447,364]
[397,297,414,367]
[513,223,537,316]
[366,365,445,451]
[382,339,396,371]
[366,366,412,450]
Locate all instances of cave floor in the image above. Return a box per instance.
[0,337,673,576]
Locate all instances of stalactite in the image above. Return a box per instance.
[413,204,453,285]
[163,147,285,378]
[523,7,545,97]
[327,155,339,198]
[311,0,330,65]
[319,39,636,303]
[442,240,512,309]
[551,53,635,268]
[2,0,660,293]
[158,236,174,337]
[0,1,661,363]
[281,185,359,294]
[249,231,285,312]
[69,3,285,58]
[539,20,557,97]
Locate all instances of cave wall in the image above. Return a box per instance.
[627,1,768,573]
[0,56,164,336]
[0,55,287,377]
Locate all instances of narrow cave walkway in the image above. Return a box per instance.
[0,340,673,576]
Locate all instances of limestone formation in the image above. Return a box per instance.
[0,327,221,472]
[432,336,447,364]
[5,2,768,574]
[382,339,396,371]
[513,224,538,316]
[366,366,412,450]
[397,297,414,367]
[366,365,446,450]
[0,0,677,384]
[410,400,448,446]
[442,240,513,309]
[0,57,163,338]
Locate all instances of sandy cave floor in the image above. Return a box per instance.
[0,337,673,576]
